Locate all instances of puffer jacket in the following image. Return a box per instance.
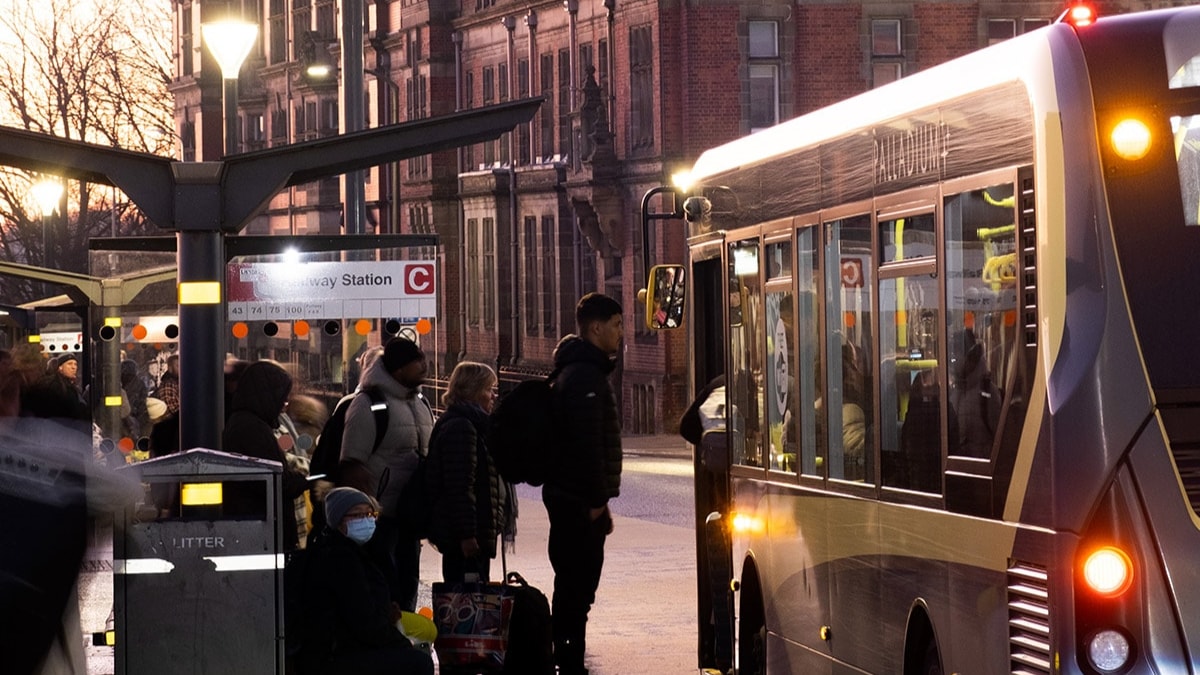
[545,335,622,508]
[340,356,434,516]
[425,402,504,557]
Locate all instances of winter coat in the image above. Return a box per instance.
[340,356,434,517]
[222,361,309,550]
[546,334,622,508]
[425,402,504,558]
[298,528,411,669]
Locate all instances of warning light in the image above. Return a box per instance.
[1083,546,1133,596]
[1110,118,1152,161]
[1058,3,1096,27]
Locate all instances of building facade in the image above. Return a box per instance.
[170,0,1122,432]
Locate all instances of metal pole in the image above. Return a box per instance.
[224,78,238,156]
[342,0,365,235]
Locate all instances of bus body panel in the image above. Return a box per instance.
[685,6,1200,673]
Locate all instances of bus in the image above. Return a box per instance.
[645,6,1200,674]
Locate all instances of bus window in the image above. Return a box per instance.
[766,288,796,472]
[944,183,1019,459]
[824,215,873,482]
[879,212,935,263]
[796,227,821,476]
[1171,114,1200,226]
[880,273,944,493]
[729,240,764,467]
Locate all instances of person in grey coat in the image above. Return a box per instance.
[338,337,434,610]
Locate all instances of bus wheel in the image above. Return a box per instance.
[737,570,766,675]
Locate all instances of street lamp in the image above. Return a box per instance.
[201,19,258,156]
[31,178,63,275]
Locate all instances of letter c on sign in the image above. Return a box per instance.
[405,264,435,295]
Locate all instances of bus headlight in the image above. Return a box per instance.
[1086,629,1131,672]
[1110,118,1152,161]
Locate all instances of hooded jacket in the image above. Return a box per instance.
[339,355,434,517]
[222,361,309,550]
[546,334,622,508]
[425,401,504,557]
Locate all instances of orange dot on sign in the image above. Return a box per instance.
[232,322,249,339]
[355,319,372,336]
[294,320,310,337]
[415,318,432,335]
[132,324,148,340]
[118,437,135,453]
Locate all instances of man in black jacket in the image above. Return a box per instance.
[544,292,623,675]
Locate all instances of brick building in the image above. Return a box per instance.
[169,0,1108,432]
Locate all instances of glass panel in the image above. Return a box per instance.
[749,64,779,131]
[880,273,942,493]
[729,240,764,467]
[766,240,792,280]
[748,21,778,58]
[796,227,821,476]
[824,215,873,481]
[872,62,901,88]
[1172,115,1200,226]
[944,183,1018,458]
[987,19,1016,45]
[871,19,901,56]
[1165,10,1200,89]
[879,212,935,263]
[766,289,796,472]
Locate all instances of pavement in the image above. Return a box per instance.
[79,433,696,675]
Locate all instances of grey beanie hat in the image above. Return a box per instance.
[324,487,375,526]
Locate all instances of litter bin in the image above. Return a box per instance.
[114,448,284,674]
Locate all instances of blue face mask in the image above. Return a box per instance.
[345,516,377,544]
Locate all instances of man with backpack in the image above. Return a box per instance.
[543,293,624,675]
[338,337,434,612]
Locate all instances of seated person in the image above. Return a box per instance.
[296,488,433,675]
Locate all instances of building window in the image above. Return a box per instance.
[873,62,902,87]
[180,2,194,77]
[270,109,288,144]
[246,113,265,150]
[629,24,654,152]
[558,49,572,161]
[464,70,475,168]
[321,99,338,135]
[871,19,902,56]
[315,0,335,38]
[268,0,287,65]
[407,28,423,66]
[1023,18,1050,32]
[540,54,555,160]
[987,19,1016,45]
[483,217,496,328]
[181,120,196,162]
[748,20,779,132]
[523,216,538,335]
[483,67,496,165]
[292,1,311,60]
[467,218,481,327]
[540,215,555,334]
[518,58,531,165]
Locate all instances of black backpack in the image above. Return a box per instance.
[487,371,560,486]
[502,571,554,675]
[309,387,388,485]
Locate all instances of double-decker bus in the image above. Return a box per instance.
[646,6,1200,674]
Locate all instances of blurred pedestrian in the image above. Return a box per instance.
[222,360,310,552]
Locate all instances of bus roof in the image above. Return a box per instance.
[687,21,1073,185]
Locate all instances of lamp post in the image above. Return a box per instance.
[31,178,63,299]
[179,18,255,450]
[201,19,258,156]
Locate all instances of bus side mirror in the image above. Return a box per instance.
[643,264,686,330]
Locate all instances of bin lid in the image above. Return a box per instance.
[122,447,284,478]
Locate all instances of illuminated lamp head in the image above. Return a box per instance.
[1110,118,1152,161]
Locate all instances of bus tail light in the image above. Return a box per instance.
[1082,546,1133,597]
[730,512,765,535]
[1058,3,1097,27]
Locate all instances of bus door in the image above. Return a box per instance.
[688,236,733,673]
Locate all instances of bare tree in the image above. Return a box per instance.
[0,0,174,303]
